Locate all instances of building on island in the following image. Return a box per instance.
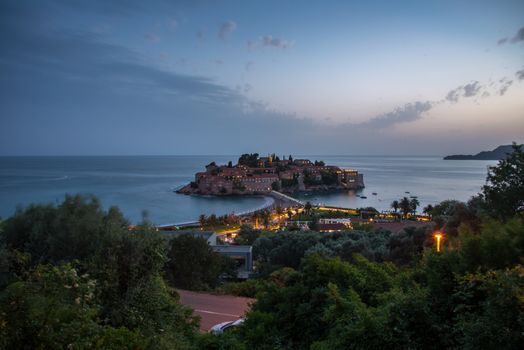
[178,153,364,196]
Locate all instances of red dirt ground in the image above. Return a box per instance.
[177,289,255,332]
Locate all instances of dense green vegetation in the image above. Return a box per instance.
[214,145,524,348]
[165,234,235,290]
[0,144,522,349]
[0,195,230,349]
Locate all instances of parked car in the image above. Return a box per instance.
[209,318,244,334]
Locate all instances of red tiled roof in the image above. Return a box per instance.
[254,173,279,178]
[219,168,246,176]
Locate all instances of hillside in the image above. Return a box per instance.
[444,144,516,160]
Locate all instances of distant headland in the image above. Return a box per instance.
[177,153,364,196]
[444,144,519,160]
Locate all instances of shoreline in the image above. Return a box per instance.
[159,190,305,228]
[157,194,276,228]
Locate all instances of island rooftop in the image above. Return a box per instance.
[177,153,364,196]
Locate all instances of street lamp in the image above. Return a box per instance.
[434,232,443,252]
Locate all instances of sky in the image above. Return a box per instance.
[0,0,523,156]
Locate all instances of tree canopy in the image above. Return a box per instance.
[482,143,524,221]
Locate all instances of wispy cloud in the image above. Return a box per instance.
[499,78,513,96]
[446,81,485,103]
[261,35,292,49]
[354,101,433,129]
[145,33,159,42]
[219,20,236,39]
[247,35,293,50]
[516,68,524,81]
[510,26,524,43]
[497,26,524,45]
[445,88,461,103]
[463,81,482,97]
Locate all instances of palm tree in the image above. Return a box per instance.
[261,210,271,229]
[198,214,207,229]
[409,198,420,216]
[251,211,260,229]
[390,200,400,213]
[304,201,313,216]
[423,204,434,217]
[400,197,411,219]
[208,214,218,228]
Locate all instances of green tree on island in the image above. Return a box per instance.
[391,200,400,213]
[198,214,207,228]
[423,204,434,217]
[410,197,420,216]
[400,197,411,218]
[304,201,313,216]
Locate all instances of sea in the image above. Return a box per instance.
[0,156,497,225]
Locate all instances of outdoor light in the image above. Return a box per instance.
[434,232,443,252]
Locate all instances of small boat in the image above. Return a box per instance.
[372,192,377,195]
[410,196,418,199]
[405,191,410,194]
[360,196,367,199]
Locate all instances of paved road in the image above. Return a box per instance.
[177,289,255,332]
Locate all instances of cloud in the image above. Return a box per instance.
[219,20,236,39]
[169,19,178,29]
[499,26,524,45]
[261,35,291,49]
[145,33,159,42]
[463,81,481,97]
[510,26,524,43]
[445,86,462,103]
[245,61,254,71]
[0,21,241,104]
[353,101,433,129]
[1,0,522,157]
[247,35,293,50]
[445,81,484,102]
[499,78,513,95]
[516,68,524,81]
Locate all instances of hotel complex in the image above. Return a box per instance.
[178,154,364,196]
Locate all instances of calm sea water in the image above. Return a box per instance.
[0,156,497,224]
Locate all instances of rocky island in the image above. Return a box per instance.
[177,153,364,196]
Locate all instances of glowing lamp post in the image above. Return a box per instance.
[434,232,443,252]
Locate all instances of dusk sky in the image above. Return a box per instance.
[1,0,523,156]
